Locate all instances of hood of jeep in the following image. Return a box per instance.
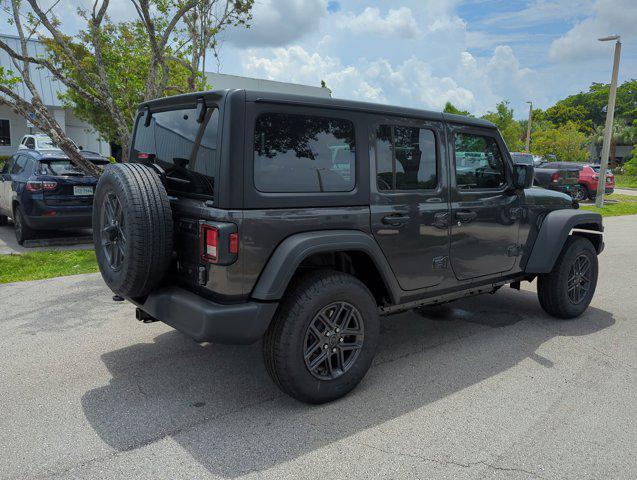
[523,187,574,208]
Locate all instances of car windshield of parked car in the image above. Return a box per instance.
[36,137,60,150]
[39,158,109,176]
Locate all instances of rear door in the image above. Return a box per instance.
[370,118,451,290]
[449,125,521,280]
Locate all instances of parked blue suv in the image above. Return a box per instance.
[0,149,109,244]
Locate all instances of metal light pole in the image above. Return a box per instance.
[595,35,622,208]
[525,101,533,152]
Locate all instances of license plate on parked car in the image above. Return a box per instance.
[73,186,94,196]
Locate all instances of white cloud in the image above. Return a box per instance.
[225,0,327,48]
[549,0,637,62]
[336,7,420,38]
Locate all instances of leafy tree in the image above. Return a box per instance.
[532,121,589,162]
[443,101,472,117]
[481,101,524,151]
[0,0,253,172]
[545,103,592,133]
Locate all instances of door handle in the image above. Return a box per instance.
[382,214,410,227]
[456,210,477,223]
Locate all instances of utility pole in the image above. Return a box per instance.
[596,35,622,208]
[525,101,533,152]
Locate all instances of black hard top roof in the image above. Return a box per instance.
[139,89,496,129]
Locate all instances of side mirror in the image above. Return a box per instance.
[512,163,534,189]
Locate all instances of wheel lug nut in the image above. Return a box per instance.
[324,344,328,349]
[335,328,340,333]
[332,348,337,353]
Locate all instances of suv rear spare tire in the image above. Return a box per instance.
[93,163,173,298]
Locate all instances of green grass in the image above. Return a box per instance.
[0,250,98,284]
[580,193,637,217]
[615,175,637,188]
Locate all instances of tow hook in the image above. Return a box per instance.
[136,308,158,323]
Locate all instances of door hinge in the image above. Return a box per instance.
[433,256,449,269]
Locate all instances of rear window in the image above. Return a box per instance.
[132,106,219,198]
[511,153,534,165]
[254,113,356,193]
[39,159,109,176]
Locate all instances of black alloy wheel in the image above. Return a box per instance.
[100,191,126,271]
[303,301,365,380]
[567,254,592,304]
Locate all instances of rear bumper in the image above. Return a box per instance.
[25,213,92,230]
[548,184,575,195]
[131,286,278,344]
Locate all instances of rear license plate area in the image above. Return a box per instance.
[74,186,94,196]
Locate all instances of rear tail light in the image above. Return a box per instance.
[202,225,218,262]
[26,180,57,192]
[200,223,239,264]
[550,172,560,183]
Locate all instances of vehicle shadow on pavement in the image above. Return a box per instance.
[81,288,615,478]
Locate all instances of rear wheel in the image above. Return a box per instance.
[13,206,35,245]
[537,236,598,319]
[263,270,380,404]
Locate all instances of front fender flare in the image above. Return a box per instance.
[524,209,603,274]
[251,230,401,303]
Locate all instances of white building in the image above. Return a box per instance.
[0,34,111,157]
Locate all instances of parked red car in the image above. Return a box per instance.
[574,164,615,201]
[544,162,614,201]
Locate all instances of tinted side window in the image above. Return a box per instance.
[454,133,505,189]
[11,155,28,175]
[254,113,356,193]
[132,107,219,198]
[376,125,437,191]
[25,137,35,149]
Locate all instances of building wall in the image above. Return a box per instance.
[0,105,110,157]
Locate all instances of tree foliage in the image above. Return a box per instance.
[443,101,472,117]
[481,101,524,151]
[531,122,589,162]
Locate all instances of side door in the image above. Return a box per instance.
[449,125,521,280]
[370,118,451,291]
[0,155,17,215]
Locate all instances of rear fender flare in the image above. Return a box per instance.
[250,230,401,303]
[524,209,603,274]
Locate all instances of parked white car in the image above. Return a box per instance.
[18,134,80,151]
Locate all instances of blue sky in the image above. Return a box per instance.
[3,0,636,119]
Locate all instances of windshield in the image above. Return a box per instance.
[39,159,108,176]
[34,136,78,151]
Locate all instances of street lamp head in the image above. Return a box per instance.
[598,35,620,42]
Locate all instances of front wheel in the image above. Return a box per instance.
[537,236,598,319]
[263,270,380,404]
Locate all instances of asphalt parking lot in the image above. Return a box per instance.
[0,222,93,254]
[1,215,635,480]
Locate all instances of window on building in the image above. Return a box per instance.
[0,120,10,146]
[254,113,356,193]
[376,125,437,191]
[454,133,506,189]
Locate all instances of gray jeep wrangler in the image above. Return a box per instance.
[93,90,603,404]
